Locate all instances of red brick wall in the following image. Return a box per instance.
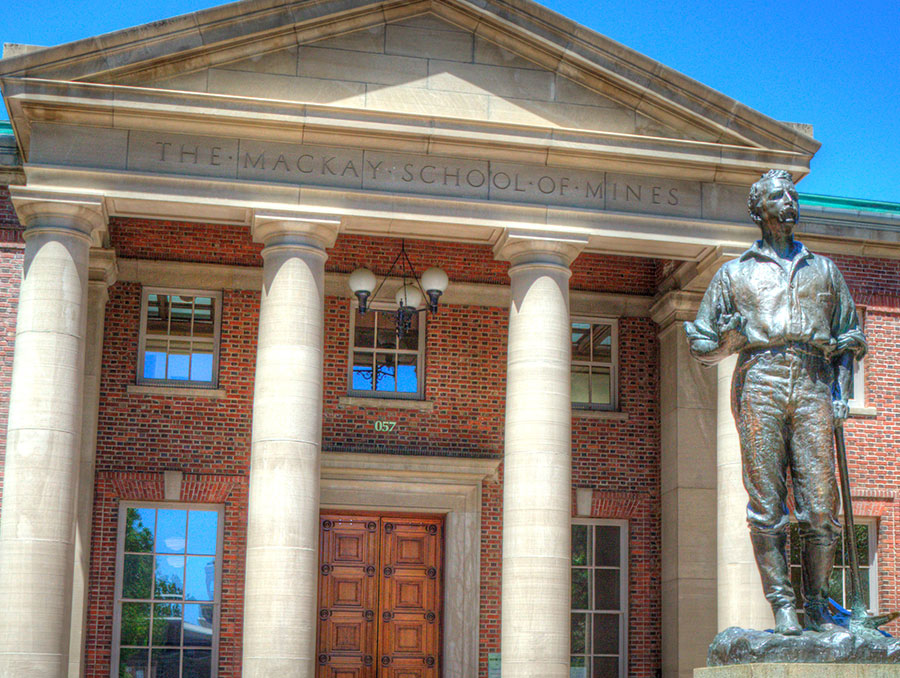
[831,254,900,633]
[572,318,660,675]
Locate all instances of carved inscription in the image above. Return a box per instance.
[125,131,701,216]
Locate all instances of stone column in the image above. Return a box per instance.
[650,291,718,678]
[0,191,106,678]
[494,232,585,678]
[69,249,117,678]
[242,213,339,678]
[716,355,771,630]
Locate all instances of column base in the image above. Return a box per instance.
[696,664,900,677]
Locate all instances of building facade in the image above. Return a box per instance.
[0,1,898,678]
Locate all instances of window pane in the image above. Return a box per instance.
[572,569,589,609]
[184,604,215,646]
[855,525,869,563]
[570,656,587,678]
[377,313,397,349]
[788,524,801,566]
[572,525,590,566]
[354,310,376,348]
[590,367,611,406]
[146,294,167,333]
[193,297,215,338]
[143,340,168,380]
[120,603,151,646]
[151,648,181,678]
[859,568,871,609]
[828,568,843,603]
[398,312,419,350]
[594,526,620,567]
[375,353,396,391]
[594,569,620,610]
[184,649,213,677]
[592,656,618,678]
[119,648,148,678]
[591,324,612,362]
[152,603,183,646]
[123,555,154,599]
[592,613,618,654]
[157,510,187,554]
[571,613,587,653]
[187,511,218,556]
[190,345,214,382]
[571,365,590,404]
[572,323,591,360]
[166,340,191,381]
[397,353,418,393]
[186,557,216,602]
[125,508,156,553]
[155,556,185,599]
[352,351,374,390]
[169,296,194,336]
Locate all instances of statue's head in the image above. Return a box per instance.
[747,169,799,236]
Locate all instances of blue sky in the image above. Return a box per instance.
[2,0,898,202]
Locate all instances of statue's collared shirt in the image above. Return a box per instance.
[685,239,867,365]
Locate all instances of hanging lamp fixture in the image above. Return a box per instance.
[347,240,449,339]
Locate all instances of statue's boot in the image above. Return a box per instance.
[750,532,802,635]
[802,537,840,632]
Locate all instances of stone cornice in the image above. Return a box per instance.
[1,78,811,185]
[88,248,118,286]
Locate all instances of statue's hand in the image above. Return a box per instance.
[832,399,850,427]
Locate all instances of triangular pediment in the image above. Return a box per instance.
[138,13,710,143]
[0,0,819,176]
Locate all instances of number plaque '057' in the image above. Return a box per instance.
[374,421,396,432]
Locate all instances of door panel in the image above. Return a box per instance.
[318,514,442,678]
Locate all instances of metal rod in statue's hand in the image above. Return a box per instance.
[834,424,867,621]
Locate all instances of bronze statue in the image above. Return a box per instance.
[685,169,867,635]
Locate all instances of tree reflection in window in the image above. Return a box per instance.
[116,507,220,678]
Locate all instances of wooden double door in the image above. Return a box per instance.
[317,513,443,678]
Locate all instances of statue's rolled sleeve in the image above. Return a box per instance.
[684,269,735,365]
[830,265,868,360]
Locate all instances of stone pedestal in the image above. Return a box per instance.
[696,665,900,677]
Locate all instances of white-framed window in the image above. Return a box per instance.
[848,307,866,409]
[138,288,223,388]
[788,519,877,616]
[571,519,628,678]
[571,318,618,410]
[112,503,224,678]
[348,304,425,398]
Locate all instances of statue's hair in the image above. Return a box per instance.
[747,169,795,225]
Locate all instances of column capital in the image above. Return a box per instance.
[252,210,341,250]
[493,230,587,270]
[88,248,118,287]
[649,289,705,333]
[10,187,108,245]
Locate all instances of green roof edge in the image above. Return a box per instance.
[800,192,900,216]
[0,122,12,135]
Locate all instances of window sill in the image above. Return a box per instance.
[849,404,878,417]
[127,384,227,399]
[572,408,629,421]
[339,396,433,411]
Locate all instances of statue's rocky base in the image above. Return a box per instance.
[699,626,900,672]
